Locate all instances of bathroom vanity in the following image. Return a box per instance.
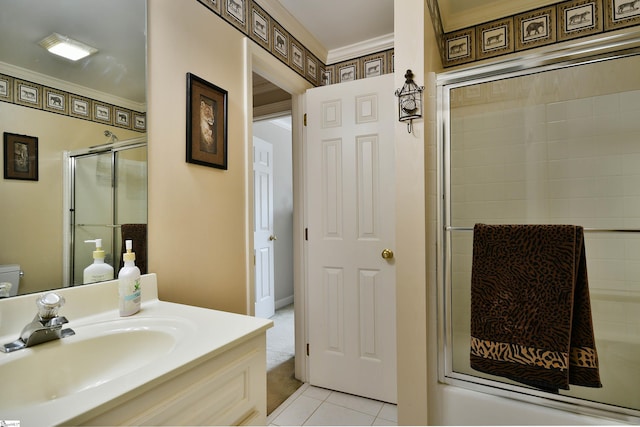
[0,274,273,426]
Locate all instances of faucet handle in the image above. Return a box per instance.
[36,292,66,320]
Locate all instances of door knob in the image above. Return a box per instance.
[381,248,394,259]
[269,235,277,241]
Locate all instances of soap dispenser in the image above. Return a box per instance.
[118,239,141,316]
[83,239,114,284]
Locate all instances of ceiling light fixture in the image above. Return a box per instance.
[38,33,98,61]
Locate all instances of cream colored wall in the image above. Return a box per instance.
[393,0,442,424]
[147,1,250,314]
[0,102,139,295]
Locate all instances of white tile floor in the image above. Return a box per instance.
[267,383,398,426]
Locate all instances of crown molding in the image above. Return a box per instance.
[0,61,146,112]
[326,33,394,64]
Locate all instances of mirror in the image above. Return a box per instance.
[0,0,147,297]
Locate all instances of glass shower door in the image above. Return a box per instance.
[70,143,147,285]
[72,152,114,285]
[113,145,147,270]
[439,53,640,416]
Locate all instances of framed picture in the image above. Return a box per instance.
[338,60,359,83]
[361,52,386,78]
[272,23,289,63]
[558,0,603,41]
[515,6,557,50]
[114,108,132,129]
[250,2,271,50]
[3,132,38,181]
[70,94,91,119]
[14,79,42,109]
[186,73,228,170]
[197,0,220,14]
[605,0,640,29]
[476,18,514,60]
[223,0,247,33]
[306,52,318,84]
[443,28,475,67]
[92,100,113,124]
[133,112,147,131]
[44,87,68,114]
[0,74,13,102]
[290,38,305,75]
[364,58,383,78]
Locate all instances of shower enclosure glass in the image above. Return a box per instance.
[438,48,640,421]
[65,138,147,286]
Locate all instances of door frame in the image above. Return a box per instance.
[244,39,311,381]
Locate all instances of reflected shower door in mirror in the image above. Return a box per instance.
[68,141,147,286]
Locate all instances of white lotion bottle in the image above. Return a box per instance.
[83,239,114,284]
[118,239,141,316]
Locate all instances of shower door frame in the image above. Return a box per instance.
[62,136,147,287]
[436,29,640,423]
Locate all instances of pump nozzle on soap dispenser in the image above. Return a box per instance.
[123,239,136,262]
[85,239,105,260]
[83,239,114,284]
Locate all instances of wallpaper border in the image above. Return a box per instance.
[197,0,394,86]
[438,0,640,67]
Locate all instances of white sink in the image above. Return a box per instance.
[0,316,194,410]
[0,274,272,426]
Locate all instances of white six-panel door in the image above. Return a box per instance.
[306,74,397,403]
[254,137,275,319]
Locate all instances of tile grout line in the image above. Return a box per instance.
[301,386,334,426]
[308,388,391,426]
[301,396,325,426]
[269,384,397,426]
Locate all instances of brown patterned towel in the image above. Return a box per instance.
[119,223,147,274]
[470,224,601,392]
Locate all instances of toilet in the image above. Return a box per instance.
[0,264,21,297]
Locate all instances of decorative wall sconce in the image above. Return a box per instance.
[394,69,424,133]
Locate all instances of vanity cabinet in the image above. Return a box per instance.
[75,334,267,426]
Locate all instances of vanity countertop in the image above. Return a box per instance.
[0,274,273,426]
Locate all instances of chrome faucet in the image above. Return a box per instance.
[1,292,75,353]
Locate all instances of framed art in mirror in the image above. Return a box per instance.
[0,74,13,102]
[3,132,38,181]
[14,79,42,109]
[186,73,228,170]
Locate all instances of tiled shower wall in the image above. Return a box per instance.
[447,55,640,405]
